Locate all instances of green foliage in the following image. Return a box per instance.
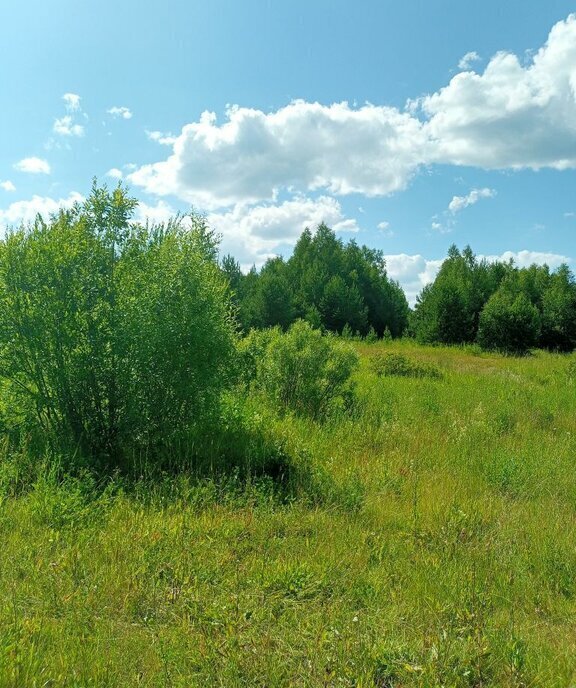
[0,183,236,466]
[477,290,541,355]
[370,352,443,379]
[320,274,367,333]
[412,245,506,345]
[365,325,378,343]
[540,264,576,351]
[233,223,409,337]
[240,320,359,419]
[413,246,576,353]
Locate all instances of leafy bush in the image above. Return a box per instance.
[477,290,540,355]
[370,352,443,380]
[0,183,237,466]
[240,320,358,419]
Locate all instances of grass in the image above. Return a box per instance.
[1,340,576,686]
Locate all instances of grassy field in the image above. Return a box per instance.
[1,341,575,687]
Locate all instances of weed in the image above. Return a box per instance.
[371,352,443,380]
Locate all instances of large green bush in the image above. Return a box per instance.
[240,320,358,419]
[477,290,540,355]
[0,183,236,465]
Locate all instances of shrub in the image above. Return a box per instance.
[240,320,358,419]
[370,352,443,380]
[0,183,237,466]
[477,290,540,355]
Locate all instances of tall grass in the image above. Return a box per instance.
[1,341,575,686]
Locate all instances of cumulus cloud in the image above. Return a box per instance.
[53,115,84,137]
[129,101,428,208]
[0,181,16,192]
[128,13,576,213]
[106,168,123,179]
[421,14,576,169]
[63,93,81,112]
[13,157,51,174]
[458,51,481,70]
[448,187,496,213]
[0,192,83,228]
[208,195,360,265]
[108,106,133,120]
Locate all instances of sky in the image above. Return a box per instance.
[1,0,575,303]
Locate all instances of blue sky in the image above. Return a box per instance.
[1,0,575,301]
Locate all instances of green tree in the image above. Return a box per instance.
[540,264,576,352]
[286,224,408,336]
[412,245,503,344]
[251,257,295,329]
[320,275,367,334]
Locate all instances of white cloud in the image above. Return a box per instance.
[208,195,360,265]
[129,101,428,208]
[377,220,394,237]
[421,14,576,169]
[564,211,575,217]
[0,192,83,228]
[384,249,574,306]
[108,106,133,120]
[53,115,84,137]
[134,200,178,225]
[63,93,81,112]
[146,130,176,145]
[115,13,576,270]
[481,249,572,269]
[106,168,123,179]
[0,181,16,192]
[458,51,481,70]
[383,254,444,305]
[13,157,51,174]
[128,14,576,213]
[448,187,496,213]
[52,93,85,139]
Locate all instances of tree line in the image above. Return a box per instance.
[222,231,576,355]
[410,245,576,354]
[220,224,410,339]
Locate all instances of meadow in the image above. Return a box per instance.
[1,340,575,687]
